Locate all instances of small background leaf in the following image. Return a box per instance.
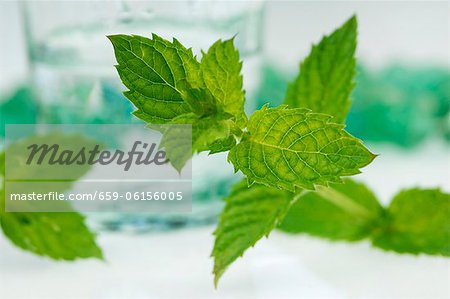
[0,135,103,260]
[279,179,384,241]
[284,15,357,123]
[372,188,450,256]
[0,201,103,260]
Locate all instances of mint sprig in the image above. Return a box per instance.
[108,17,375,285]
[109,15,448,287]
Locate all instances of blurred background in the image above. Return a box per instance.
[0,1,449,298]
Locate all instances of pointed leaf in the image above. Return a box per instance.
[108,34,202,123]
[228,105,375,191]
[284,16,357,123]
[372,188,450,256]
[212,180,294,286]
[201,38,246,126]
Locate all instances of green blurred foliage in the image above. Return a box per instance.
[0,85,37,138]
[347,65,449,146]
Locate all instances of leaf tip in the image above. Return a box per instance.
[106,34,118,42]
[151,32,159,40]
[369,151,379,163]
[348,14,358,26]
[106,34,127,45]
[96,251,106,262]
[213,274,220,289]
[212,265,224,289]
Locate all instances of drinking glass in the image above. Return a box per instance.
[22,0,265,231]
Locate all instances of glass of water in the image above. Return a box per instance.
[22,0,265,231]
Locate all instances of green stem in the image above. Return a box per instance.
[288,189,307,208]
[315,185,372,219]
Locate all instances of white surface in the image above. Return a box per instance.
[0,227,449,299]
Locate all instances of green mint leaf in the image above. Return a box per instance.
[228,105,375,191]
[212,179,295,286]
[158,113,236,171]
[172,114,235,153]
[284,16,357,123]
[372,188,450,256]
[182,88,218,117]
[208,136,237,155]
[160,38,246,169]
[279,179,384,241]
[108,34,202,123]
[201,38,246,126]
[0,135,103,260]
[110,35,246,170]
[0,200,103,260]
